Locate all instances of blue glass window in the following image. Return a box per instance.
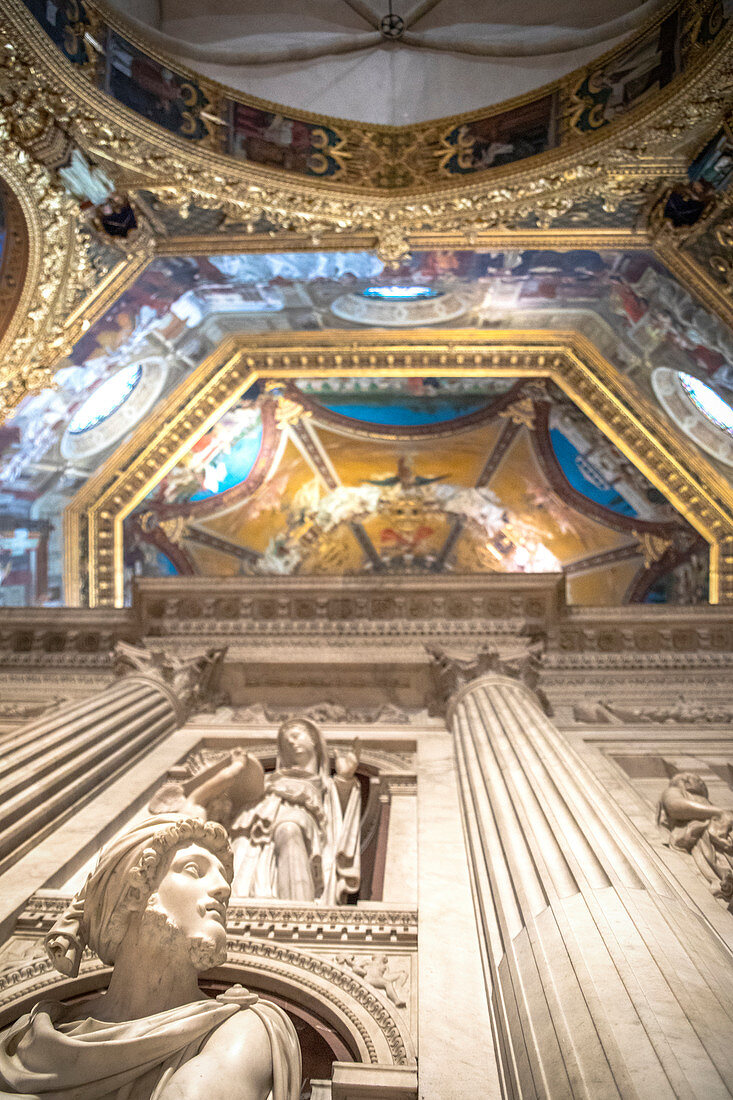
[362,286,438,301]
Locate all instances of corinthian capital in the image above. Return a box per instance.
[114,642,228,723]
[425,640,549,716]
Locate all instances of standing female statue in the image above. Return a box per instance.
[230,718,362,904]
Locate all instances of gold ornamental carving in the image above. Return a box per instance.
[0,0,731,415]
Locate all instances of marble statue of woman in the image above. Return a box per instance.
[231,717,361,904]
[0,815,301,1099]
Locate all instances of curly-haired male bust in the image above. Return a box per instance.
[0,815,301,1100]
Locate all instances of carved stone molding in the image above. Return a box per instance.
[14,892,417,949]
[202,702,418,726]
[0,938,415,1066]
[0,697,69,721]
[573,701,733,725]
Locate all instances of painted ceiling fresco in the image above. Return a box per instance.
[0,248,730,607]
[122,374,706,607]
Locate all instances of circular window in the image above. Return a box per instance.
[362,285,438,301]
[651,367,733,467]
[61,358,168,461]
[68,364,143,435]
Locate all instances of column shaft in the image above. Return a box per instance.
[450,673,733,1100]
[0,644,224,872]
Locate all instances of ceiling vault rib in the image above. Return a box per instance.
[475,421,523,489]
[564,543,642,577]
[288,419,341,492]
[340,0,382,30]
[349,521,385,571]
[184,524,262,565]
[404,0,444,28]
[433,516,465,571]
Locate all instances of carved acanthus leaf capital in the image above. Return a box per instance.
[425,639,549,716]
[114,642,228,722]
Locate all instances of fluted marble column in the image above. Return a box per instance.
[433,650,733,1099]
[0,642,225,870]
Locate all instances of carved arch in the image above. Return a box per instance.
[0,141,94,416]
[0,944,415,1067]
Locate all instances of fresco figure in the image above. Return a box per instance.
[0,815,301,1099]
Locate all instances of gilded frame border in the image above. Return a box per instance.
[66,330,733,608]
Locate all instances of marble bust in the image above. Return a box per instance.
[0,815,301,1099]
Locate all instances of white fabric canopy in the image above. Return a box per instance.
[104,0,670,123]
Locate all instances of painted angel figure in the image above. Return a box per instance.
[230,718,362,904]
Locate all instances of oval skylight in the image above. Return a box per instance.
[678,372,733,437]
[68,364,143,435]
[362,285,439,301]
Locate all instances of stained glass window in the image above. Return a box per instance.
[362,285,438,301]
[678,372,733,436]
[68,364,143,435]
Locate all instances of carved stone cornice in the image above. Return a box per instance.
[15,891,417,946]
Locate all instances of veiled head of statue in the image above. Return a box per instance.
[276,717,327,775]
[45,816,233,978]
[672,771,709,799]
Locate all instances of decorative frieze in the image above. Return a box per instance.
[15,892,417,948]
[574,700,733,724]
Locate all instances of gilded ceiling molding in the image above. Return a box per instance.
[15,0,728,191]
[152,227,651,257]
[2,0,731,224]
[0,0,729,413]
[64,330,733,610]
[0,129,89,418]
[0,42,156,418]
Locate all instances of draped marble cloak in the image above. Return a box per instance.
[0,995,300,1100]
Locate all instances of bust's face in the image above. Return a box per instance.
[153,842,230,965]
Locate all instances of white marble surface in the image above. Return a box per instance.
[382,791,417,908]
[416,731,501,1098]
